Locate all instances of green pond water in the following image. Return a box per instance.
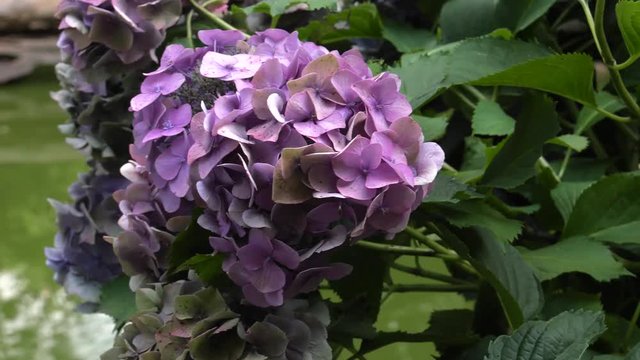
[0,67,470,360]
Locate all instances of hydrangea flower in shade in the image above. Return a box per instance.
[117,28,444,307]
[56,0,182,70]
[45,171,128,303]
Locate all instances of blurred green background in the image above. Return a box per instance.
[0,67,471,360]
[0,66,115,360]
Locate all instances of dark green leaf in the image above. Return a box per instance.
[520,237,631,281]
[413,111,451,141]
[486,310,606,360]
[575,92,625,134]
[297,4,382,44]
[434,200,523,243]
[564,173,640,245]
[550,181,594,223]
[329,247,388,340]
[176,254,224,286]
[423,173,479,203]
[471,99,515,136]
[98,276,137,329]
[440,0,558,42]
[239,0,335,16]
[541,291,602,319]
[481,94,560,188]
[442,227,543,329]
[548,134,590,152]
[394,37,552,107]
[472,54,596,106]
[382,20,436,53]
[167,208,211,273]
[616,0,640,60]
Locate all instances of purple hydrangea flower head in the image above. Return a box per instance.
[117,29,445,307]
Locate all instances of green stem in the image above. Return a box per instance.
[594,0,640,119]
[463,85,487,101]
[385,283,478,293]
[442,162,458,173]
[390,262,470,285]
[405,226,455,256]
[612,53,640,71]
[186,10,195,48]
[451,87,477,110]
[189,0,249,37]
[625,301,640,350]
[537,156,561,184]
[617,122,640,142]
[558,149,573,179]
[586,128,609,159]
[578,0,603,55]
[596,107,631,123]
[355,240,460,260]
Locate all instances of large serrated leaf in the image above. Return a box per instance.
[394,37,552,107]
[239,0,335,16]
[520,237,631,281]
[617,0,640,60]
[472,54,596,105]
[564,173,640,243]
[472,99,516,136]
[481,94,560,189]
[440,0,556,42]
[485,310,606,360]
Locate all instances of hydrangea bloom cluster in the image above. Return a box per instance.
[116,28,444,307]
[45,171,128,303]
[56,0,182,71]
[101,277,331,360]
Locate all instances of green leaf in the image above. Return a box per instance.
[600,314,640,355]
[481,94,560,189]
[548,134,590,152]
[576,92,625,134]
[239,0,335,16]
[443,227,543,329]
[471,99,516,136]
[616,0,640,60]
[423,173,480,203]
[413,111,451,141]
[472,54,596,106]
[541,291,602,320]
[440,0,558,42]
[394,37,552,107]
[471,230,543,328]
[564,173,640,244]
[520,237,631,281]
[329,247,388,340]
[434,200,523,243]
[382,20,436,53]
[486,310,606,360]
[176,254,224,286]
[98,276,137,329]
[297,4,382,44]
[167,209,211,273]
[550,181,594,223]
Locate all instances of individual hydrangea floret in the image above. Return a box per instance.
[116,28,444,307]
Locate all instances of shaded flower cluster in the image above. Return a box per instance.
[101,278,332,360]
[45,171,128,303]
[56,0,182,71]
[117,28,444,307]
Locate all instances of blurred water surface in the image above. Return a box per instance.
[0,67,114,360]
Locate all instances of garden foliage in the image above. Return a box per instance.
[46,0,640,359]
